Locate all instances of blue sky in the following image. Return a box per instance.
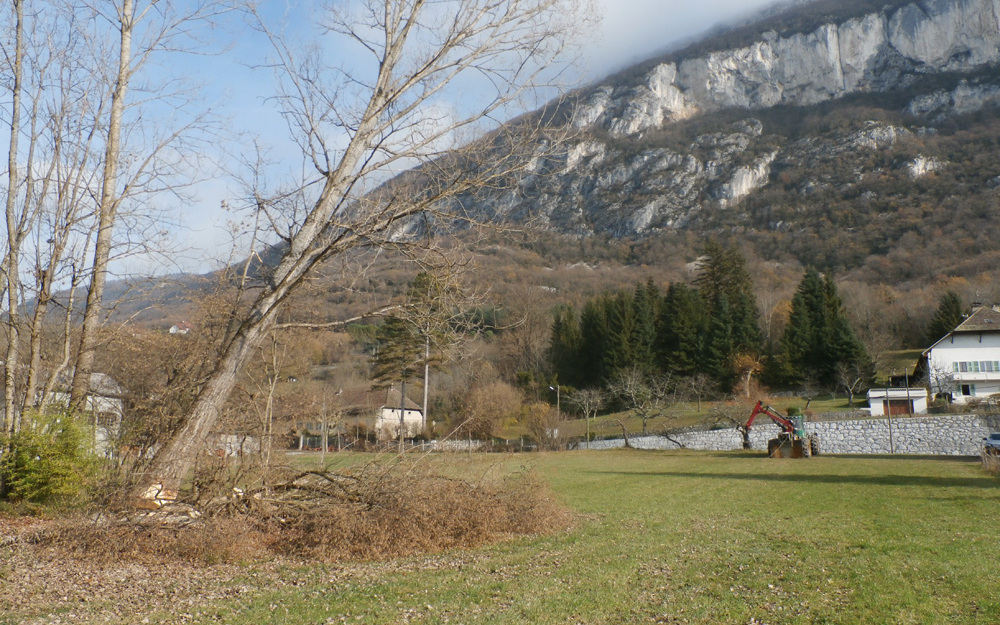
[167,0,780,273]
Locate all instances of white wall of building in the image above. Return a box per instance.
[926,333,1000,403]
[376,407,423,439]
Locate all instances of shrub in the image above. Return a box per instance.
[0,411,97,505]
[24,458,572,564]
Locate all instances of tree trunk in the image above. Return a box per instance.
[71,0,133,409]
[137,307,280,502]
[422,334,430,433]
[3,0,24,435]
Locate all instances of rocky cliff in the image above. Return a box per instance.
[578,0,1000,135]
[460,0,1000,281]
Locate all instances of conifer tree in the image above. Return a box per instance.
[926,291,964,343]
[549,305,584,388]
[779,268,870,388]
[703,294,734,384]
[605,291,637,376]
[372,316,423,386]
[578,298,611,388]
[692,240,763,380]
[629,280,659,373]
[656,282,706,377]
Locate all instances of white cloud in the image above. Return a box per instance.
[584,0,780,78]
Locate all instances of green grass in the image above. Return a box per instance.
[151,450,1000,624]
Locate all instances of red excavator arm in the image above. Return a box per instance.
[746,400,797,434]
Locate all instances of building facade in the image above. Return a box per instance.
[920,305,1000,404]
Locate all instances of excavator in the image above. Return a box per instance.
[746,401,820,458]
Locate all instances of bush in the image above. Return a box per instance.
[25,459,572,564]
[0,411,97,505]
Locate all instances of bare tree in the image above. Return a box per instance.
[71,0,229,409]
[138,0,587,502]
[708,400,755,449]
[836,360,871,408]
[676,373,715,413]
[567,387,603,449]
[523,401,565,451]
[608,367,672,437]
[731,352,763,399]
[1,0,27,434]
[458,380,523,441]
[2,0,103,432]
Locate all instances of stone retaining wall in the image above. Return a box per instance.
[583,413,1000,455]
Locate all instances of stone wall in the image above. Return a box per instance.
[583,413,1000,456]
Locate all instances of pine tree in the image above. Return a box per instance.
[779,268,870,388]
[550,305,583,387]
[629,280,659,373]
[578,298,611,388]
[926,291,964,343]
[372,316,423,385]
[656,282,706,377]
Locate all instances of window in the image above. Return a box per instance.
[952,361,1000,374]
[962,384,976,396]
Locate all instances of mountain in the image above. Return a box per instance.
[94,0,1000,325]
[460,0,1000,283]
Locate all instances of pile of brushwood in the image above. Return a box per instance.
[28,456,571,564]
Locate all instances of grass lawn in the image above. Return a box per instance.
[6,450,1000,624]
[146,450,1000,624]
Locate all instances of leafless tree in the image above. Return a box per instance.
[0,0,227,441]
[1,0,27,434]
[608,367,674,437]
[679,373,715,413]
[567,387,603,448]
[523,401,565,451]
[836,360,870,407]
[458,380,523,440]
[925,362,956,402]
[708,400,755,449]
[138,0,589,501]
[70,0,230,409]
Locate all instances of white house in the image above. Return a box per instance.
[919,305,1000,404]
[866,388,928,416]
[373,386,424,440]
[295,384,423,446]
[48,371,125,454]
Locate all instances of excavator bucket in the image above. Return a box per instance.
[767,437,806,458]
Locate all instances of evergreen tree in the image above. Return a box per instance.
[372,315,423,386]
[694,239,756,310]
[605,291,636,376]
[656,282,706,377]
[730,291,763,355]
[779,268,870,388]
[926,291,964,343]
[629,280,659,373]
[550,305,583,387]
[578,298,611,388]
[822,273,867,380]
[702,294,734,384]
[691,239,763,383]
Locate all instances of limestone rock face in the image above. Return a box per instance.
[459,0,1000,238]
[586,0,1000,136]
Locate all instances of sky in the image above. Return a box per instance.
[584,0,778,80]
[168,0,781,274]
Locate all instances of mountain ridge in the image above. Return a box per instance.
[438,0,1000,283]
